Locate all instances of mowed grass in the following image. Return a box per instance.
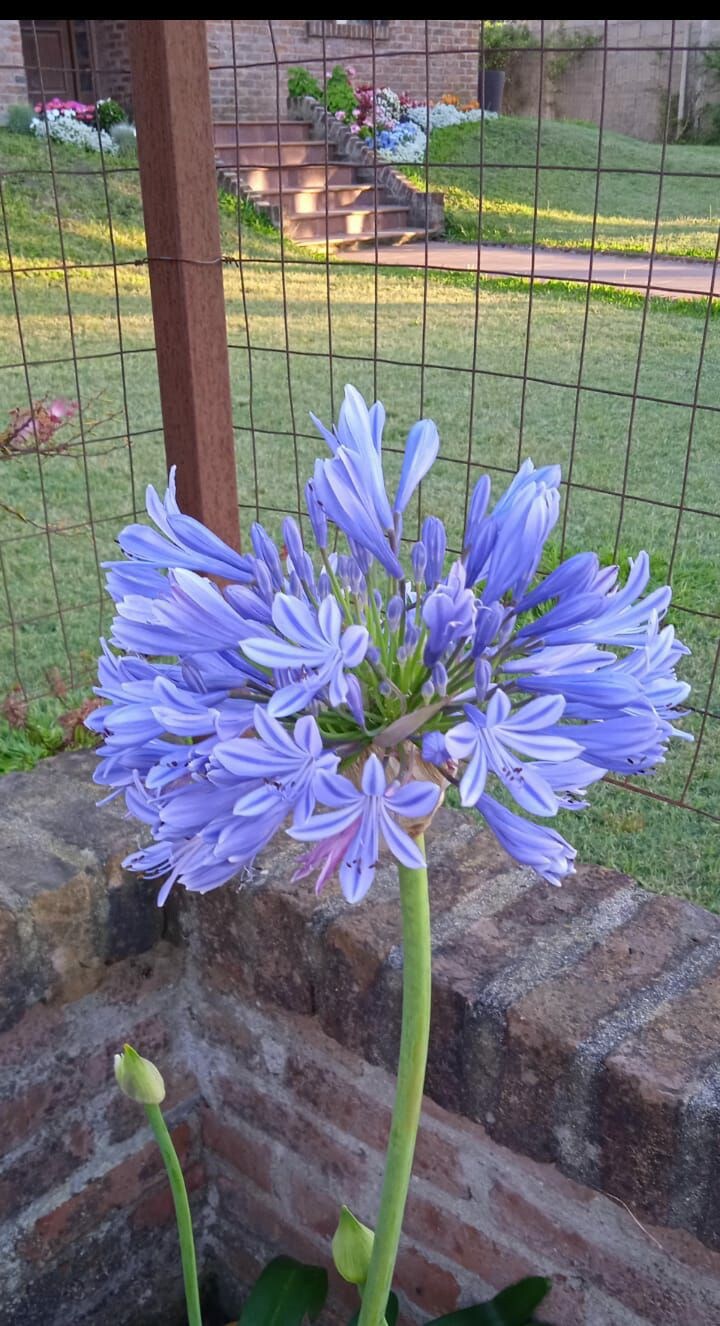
[0,130,718,906]
[404,117,720,258]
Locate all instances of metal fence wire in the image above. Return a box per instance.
[0,20,718,843]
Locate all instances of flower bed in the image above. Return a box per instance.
[30,97,134,156]
[288,65,497,164]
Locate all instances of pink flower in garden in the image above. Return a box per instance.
[335,110,346,120]
[345,65,357,77]
[49,397,77,422]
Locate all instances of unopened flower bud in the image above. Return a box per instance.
[254,558,273,603]
[432,662,448,697]
[421,679,435,701]
[282,516,305,573]
[421,515,446,586]
[411,540,427,582]
[474,657,492,701]
[251,522,283,590]
[114,1044,165,1105]
[305,480,327,549]
[387,595,403,632]
[332,1206,374,1286]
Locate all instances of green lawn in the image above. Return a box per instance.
[1,129,718,908]
[404,117,720,258]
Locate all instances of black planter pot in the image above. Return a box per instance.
[478,68,506,114]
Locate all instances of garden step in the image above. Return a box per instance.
[293,227,435,250]
[257,184,383,213]
[215,140,333,167]
[214,119,311,145]
[222,163,357,190]
[214,117,438,250]
[286,206,411,240]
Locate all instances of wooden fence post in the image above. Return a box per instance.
[128,20,241,548]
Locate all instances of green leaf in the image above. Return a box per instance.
[429,1276,551,1326]
[238,1256,328,1326]
[348,1291,399,1326]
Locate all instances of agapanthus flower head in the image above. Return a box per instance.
[90,385,690,906]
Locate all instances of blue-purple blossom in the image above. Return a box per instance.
[289,754,440,903]
[213,707,338,824]
[111,466,254,583]
[241,593,369,718]
[442,692,582,816]
[89,383,690,902]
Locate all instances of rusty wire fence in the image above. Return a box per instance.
[0,21,718,856]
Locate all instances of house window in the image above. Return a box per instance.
[305,20,390,40]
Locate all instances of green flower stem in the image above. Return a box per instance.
[144,1103,202,1326]
[358,834,432,1326]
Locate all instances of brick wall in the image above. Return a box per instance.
[207,21,482,121]
[4,752,720,1324]
[508,19,720,142]
[0,20,27,119]
[90,20,133,111]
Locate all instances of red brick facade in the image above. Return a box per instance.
[1,20,482,120]
[91,19,133,109]
[0,20,30,114]
[207,21,483,120]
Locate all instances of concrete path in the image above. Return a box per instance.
[338,241,719,300]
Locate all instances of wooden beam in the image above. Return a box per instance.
[128,20,240,548]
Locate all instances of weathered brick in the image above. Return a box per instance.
[19,1121,194,1263]
[404,1190,538,1286]
[0,1121,93,1220]
[601,966,720,1222]
[395,1243,460,1316]
[212,1073,370,1191]
[431,860,635,1123]
[497,893,718,1165]
[203,1110,273,1193]
[130,1161,205,1229]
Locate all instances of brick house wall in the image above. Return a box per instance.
[508,18,720,142]
[2,19,481,122]
[207,20,483,120]
[0,20,28,116]
[91,19,133,109]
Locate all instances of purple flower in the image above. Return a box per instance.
[482,460,560,602]
[422,561,475,666]
[305,480,328,549]
[110,567,268,658]
[477,794,577,887]
[393,419,440,515]
[213,706,338,823]
[241,593,368,717]
[289,754,440,902]
[109,467,253,584]
[311,386,401,575]
[90,386,690,908]
[444,691,581,815]
[421,516,446,587]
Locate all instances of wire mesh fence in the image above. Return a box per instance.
[0,21,718,860]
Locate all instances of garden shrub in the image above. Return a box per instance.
[6,104,34,135]
[96,98,127,133]
[287,66,323,100]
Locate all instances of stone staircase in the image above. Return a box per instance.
[214,119,435,249]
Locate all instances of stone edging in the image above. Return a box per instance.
[287,95,445,234]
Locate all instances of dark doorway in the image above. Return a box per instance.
[20,20,96,102]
